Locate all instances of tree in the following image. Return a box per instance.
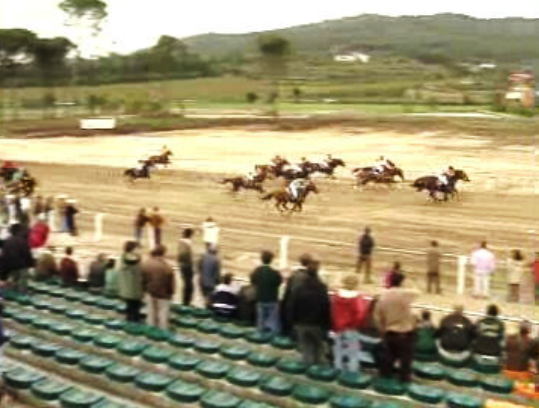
[59,0,107,28]
[292,87,302,103]
[0,29,37,71]
[246,92,258,104]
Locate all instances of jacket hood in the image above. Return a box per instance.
[123,253,141,265]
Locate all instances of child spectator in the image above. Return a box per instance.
[414,310,438,361]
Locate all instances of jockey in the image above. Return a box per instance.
[373,156,387,175]
[271,155,283,166]
[245,171,256,182]
[289,178,307,201]
[322,154,333,168]
[437,166,455,188]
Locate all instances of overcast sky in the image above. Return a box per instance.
[1,0,538,56]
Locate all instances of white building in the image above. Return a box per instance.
[334,52,371,63]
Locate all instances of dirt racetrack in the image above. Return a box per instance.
[1,125,538,312]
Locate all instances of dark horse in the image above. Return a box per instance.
[221,177,264,193]
[260,159,290,179]
[147,149,173,167]
[353,166,405,187]
[124,161,155,182]
[412,169,470,202]
[308,158,346,177]
[261,179,319,212]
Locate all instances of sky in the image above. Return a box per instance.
[1,0,538,56]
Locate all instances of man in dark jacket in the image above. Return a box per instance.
[88,253,107,292]
[473,304,505,358]
[437,305,475,362]
[505,322,538,373]
[250,250,282,335]
[281,253,312,337]
[291,260,331,365]
[356,227,375,283]
[198,245,221,307]
[178,228,195,305]
[1,223,34,293]
[65,199,79,236]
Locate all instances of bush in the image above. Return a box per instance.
[42,92,56,108]
[246,92,258,104]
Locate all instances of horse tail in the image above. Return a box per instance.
[220,178,231,184]
[261,191,274,200]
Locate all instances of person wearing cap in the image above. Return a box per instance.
[504,321,538,375]
[65,199,79,236]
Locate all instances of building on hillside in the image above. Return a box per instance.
[505,71,535,108]
[333,52,371,63]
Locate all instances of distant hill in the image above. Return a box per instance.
[183,13,539,64]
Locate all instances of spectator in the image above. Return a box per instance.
[356,227,375,284]
[534,252,539,304]
[437,305,475,363]
[56,195,68,232]
[88,253,107,292]
[142,245,175,330]
[1,223,34,293]
[118,241,144,323]
[383,261,402,289]
[65,199,79,236]
[375,272,419,382]
[104,258,119,298]
[45,196,55,228]
[470,241,496,298]
[282,253,312,337]
[507,249,525,303]
[198,245,221,307]
[33,195,45,218]
[202,217,219,249]
[414,311,437,361]
[426,241,441,294]
[250,250,283,335]
[134,208,149,244]
[34,246,58,281]
[331,274,370,372]
[237,283,257,326]
[291,260,331,366]
[473,304,505,358]
[178,228,195,305]
[210,273,240,318]
[505,321,538,374]
[59,246,79,287]
[28,214,50,250]
[149,207,165,246]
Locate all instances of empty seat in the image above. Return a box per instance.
[447,369,479,388]
[407,383,445,404]
[10,334,36,350]
[59,387,104,408]
[105,364,141,383]
[105,320,126,332]
[372,378,406,396]
[201,390,241,408]
[55,348,88,365]
[247,352,279,368]
[72,329,98,343]
[480,376,513,394]
[31,341,63,358]
[259,375,295,397]
[31,378,72,401]
[337,372,372,390]
[220,344,251,361]
[197,320,220,334]
[196,361,231,379]
[306,365,338,382]
[117,340,149,357]
[50,322,76,336]
[245,331,273,344]
[195,339,221,354]
[446,393,484,408]
[2,366,44,389]
[94,334,123,349]
[412,362,446,381]
[168,333,195,348]
[168,354,201,371]
[227,367,261,388]
[166,380,206,403]
[134,372,173,392]
[271,336,296,350]
[292,384,331,405]
[142,346,174,364]
[330,395,372,408]
[79,356,115,374]
[275,359,307,375]
[145,327,171,342]
[219,325,246,339]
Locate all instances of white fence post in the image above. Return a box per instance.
[279,236,291,270]
[48,210,56,232]
[94,213,105,242]
[148,227,156,250]
[457,255,468,295]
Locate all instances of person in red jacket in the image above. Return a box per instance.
[331,274,370,372]
[59,246,79,287]
[28,214,50,249]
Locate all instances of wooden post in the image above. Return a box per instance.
[279,236,290,270]
[457,255,467,295]
[94,213,105,242]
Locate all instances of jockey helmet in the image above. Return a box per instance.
[448,166,454,170]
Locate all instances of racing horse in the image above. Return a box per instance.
[147,149,173,167]
[221,177,265,193]
[261,179,319,213]
[124,160,155,183]
[309,157,346,177]
[353,165,405,188]
[259,159,290,179]
[412,169,470,202]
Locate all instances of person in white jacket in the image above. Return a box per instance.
[201,217,219,250]
[470,241,496,298]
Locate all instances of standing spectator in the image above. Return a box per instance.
[473,304,505,358]
[88,253,107,292]
[198,245,221,307]
[56,195,68,232]
[533,252,539,304]
[356,227,375,283]
[33,195,45,218]
[45,196,55,230]
[178,228,195,306]
[331,274,370,372]
[437,305,475,364]
[104,258,119,298]
[1,223,34,293]
[375,273,419,382]
[470,241,496,298]
[507,249,525,302]
[65,199,79,236]
[149,207,165,247]
[142,245,175,330]
[291,260,331,365]
[134,208,149,244]
[414,311,437,361]
[426,241,441,294]
[250,250,283,335]
[202,217,219,250]
[34,246,58,281]
[383,261,402,289]
[237,282,257,326]
[118,241,144,323]
[282,253,312,337]
[28,214,50,250]
[59,246,79,287]
[210,273,240,318]
[505,321,538,374]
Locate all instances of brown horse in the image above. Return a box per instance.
[413,169,470,202]
[147,149,173,167]
[221,177,264,193]
[261,180,319,212]
[353,166,405,187]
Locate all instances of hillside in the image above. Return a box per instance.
[183,13,539,63]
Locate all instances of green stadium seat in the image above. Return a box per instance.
[145,327,171,342]
[81,295,101,306]
[49,288,65,298]
[65,310,86,320]
[79,356,115,374]
[91,400,134,408]
[50,322,76,336]
[275,359,307,375]
[447,369,479,388]
[201,390,241,408]
[196,361,231,379]
[168,333,195,348]
[116,304,127,313]
[337,372,372,389]
[134,372,173,392]
[407,383,445,404]
[166,380,206,403]
[96,299,118,311]
[306,365,338,382]
[220,344,251,361]
[117,340,149,357]
[15,295,32,306]
[171,304,193,316]
[32,298,52,310]
[105,320,126,331]
[64,291,84,302]
[194,339,221,354]
[238,401,278,408]
[2,307,14,319]
[370,402,405,408]
[72,329,98,343]
[191,308,212,319]
[49,303,68,315]
[441,352,470,368]
[330,395,372,408]
[59,388,104,408]
[31,378,72,401]
[247,352,279,368]
[2,367,45,389]
[372,378,406,396]
[472,355,501,374]
[142,346,175,363]
[13,312,38,325]
[480,376,513,394]
[245,331,273,344]
[219,325,246,339]
[94,334,123,350]
[55,348,88,365]
[198,320,220,334]
[31,341,63,357]
[123,323,146,337]
[227,367,262,387]
[105,364,141,383]
[85,314,107,325]
[446,393,484,408]
[412,362,446,381]
[10,334,36,350]
[271,336,296,350]
[292,384,331,405]
[259,375,295,397]
[175,316,199,329]
[168,354,201,371]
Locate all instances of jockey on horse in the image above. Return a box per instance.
[288,178,308,202]
[372,156,395,176]
[437,166,456,192]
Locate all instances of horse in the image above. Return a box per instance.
[412,169,470,202]
[221,177,265,193]
[261,179,319,212]
[264,159,290,178]
[310,158,346,177]
[147,149,173,167]
[124,161,155,183]
[353,166,405,187]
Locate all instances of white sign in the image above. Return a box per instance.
[80,118,117,130]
